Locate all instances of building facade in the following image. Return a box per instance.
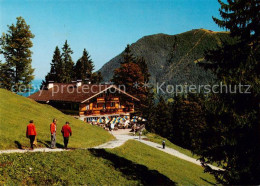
[28,81,139,122]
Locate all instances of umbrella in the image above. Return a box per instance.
[142,118,147,122]
[118,118,125,124]
[105,118,110,123]
[117,119,122,123]
[115,117,122,122]
[97,118,104,123]
[131,119,138,122]
[111,118,117,124]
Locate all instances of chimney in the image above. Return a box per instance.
[47,81,54,89]
[76,79,82,87]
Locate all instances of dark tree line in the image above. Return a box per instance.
[146,94,206,150]
[195,0,260,184]
[146,0,260,184]
[41,41,102,88]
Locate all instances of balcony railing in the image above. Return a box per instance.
[84,108,134,116]
[97,97,119,103]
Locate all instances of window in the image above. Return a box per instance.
[86,105,89,110]
[110,102,115,107]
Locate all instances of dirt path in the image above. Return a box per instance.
[137,137,221,170]
[95,132,222,171]
[93,133,140,149]
[96,131,222,171]
[0,148,66,154]
[0,130,222,171]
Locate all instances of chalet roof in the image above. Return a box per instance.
[28,83,140,103]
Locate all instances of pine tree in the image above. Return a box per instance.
[194,0,260,184]
[136,57,150,83]
[121,44,135,64]
[112,62,144,96]
[142,89,155,132]
[134,56,155,119]
[213,0,259,47]
[74,48,94,82]
[112,45,145,98]
[0,62,14,90]
[152,96,171,137]
[92,72,103,84]
[62,40,74,83]
[112,45,152,117]
[41,46,63,89]
[52,46,64,83]
[0,17,35,92]
[84,50,94,80]
[74,58,83,80]
[169,94,206,149]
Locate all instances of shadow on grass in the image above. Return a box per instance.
[156,146,164,149]
[200,177,216,185]
[37,140,64,148]
[89,149,176,185]
[14,141,23,149]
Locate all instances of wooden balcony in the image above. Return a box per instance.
[97,97,119,103]
[82,107,134,116]
[97,97,105,103]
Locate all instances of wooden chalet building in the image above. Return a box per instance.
[28,81,139,122]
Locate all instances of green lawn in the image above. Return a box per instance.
[0,140,216,185]
[0,88,114,149]
[107,140,216,185]
[0,150,139,185]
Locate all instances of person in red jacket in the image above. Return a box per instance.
[50,118,57,149]
[26,120,37,150]
[61,121,72,149]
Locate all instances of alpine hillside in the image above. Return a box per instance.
[99,29,235,87]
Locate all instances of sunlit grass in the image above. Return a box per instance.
[0,140,216,185]
[108,140,216,185]
[0,88,114,149]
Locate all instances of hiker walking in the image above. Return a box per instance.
[139,130,142,140]
[50,118,57,149]
[162,140,166,149]
[110,123,115,134]
[61,121,72,149]
[26,120,37,150]
[133,123,136,135]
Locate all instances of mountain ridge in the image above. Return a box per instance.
[98,29,233,87]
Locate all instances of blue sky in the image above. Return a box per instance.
[0,0,223,80]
